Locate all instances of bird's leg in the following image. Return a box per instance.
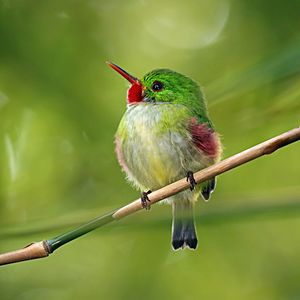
[141,190,152,210]
[186,171,197,191]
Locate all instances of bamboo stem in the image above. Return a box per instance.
[46,212,116,252]
[0,242,49,265]
[0,127,299,266]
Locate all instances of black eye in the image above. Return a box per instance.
[151,81,164,92]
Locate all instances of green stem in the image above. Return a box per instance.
[46,210,117,253]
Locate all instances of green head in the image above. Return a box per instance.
[107,62,209,118]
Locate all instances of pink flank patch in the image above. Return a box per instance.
[115,136,130,173]
[189,118,220,158]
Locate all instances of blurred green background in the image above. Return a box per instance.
[1,0,300,299]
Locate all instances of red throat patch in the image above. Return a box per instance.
[127,83,143,104]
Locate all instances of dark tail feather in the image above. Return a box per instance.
[172,201,198,250]
[201,177,216,201]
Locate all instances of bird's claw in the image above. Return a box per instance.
[141,190,152,210]
[186,171,197,191]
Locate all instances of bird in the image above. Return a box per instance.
[108,62,222,250]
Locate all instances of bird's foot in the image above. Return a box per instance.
[186,171,197,191]
[141,190,152,210]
